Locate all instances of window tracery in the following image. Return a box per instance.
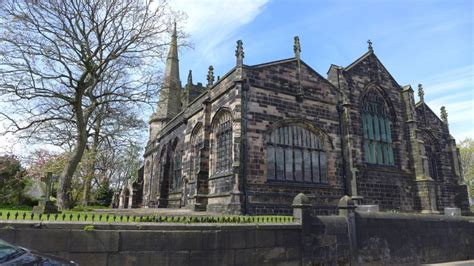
[361,90,395,165]
[266,125,327,183]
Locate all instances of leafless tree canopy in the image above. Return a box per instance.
[0,0,181,208]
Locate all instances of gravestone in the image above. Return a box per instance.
[32,172,59,214]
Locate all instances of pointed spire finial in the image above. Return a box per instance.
[167,21,178,60]
[418,84,424,102]
[440,106,448,124]
[207,65,214,87]
[367,39,373,52]
[235,40,244,67]
[187,70,193,86]
[294,36,301,59]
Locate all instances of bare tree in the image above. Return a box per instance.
[81,100,145,206]
[0,0,180,209]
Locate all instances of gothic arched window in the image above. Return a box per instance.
[211,111,233,174]
[190,124,203,179]
[423,136,439,180]
[172,150,182,190]
[266,125,327,183]
[361,90,394,165]
[171,140,183,191]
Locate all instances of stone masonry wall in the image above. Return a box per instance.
[1,204,473,265]
[328,52,415,211]
[243,60,345,215]
[356,212,474,264]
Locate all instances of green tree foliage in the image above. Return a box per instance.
[0,155,27,205]
[94,179,113,207]
[459,138,474,205]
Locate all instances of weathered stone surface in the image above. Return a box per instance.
[69,230,119,252]
[119,231,164,251]
[107,251,168,266]
[69,252,108,266]
[15,229,70,252]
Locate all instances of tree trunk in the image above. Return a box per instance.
[57,95,90,210]
[82,149,97,206]
[57,132,87,209]
[82,108,103,206]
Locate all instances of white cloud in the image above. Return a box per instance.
[422,65,473,95]
[422,65,474,141]
[170,0,268,66]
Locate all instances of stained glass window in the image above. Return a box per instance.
[362,91,394,165]
[266,125,327,183]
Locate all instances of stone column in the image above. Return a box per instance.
[338,195,358,266]
[192,98,211,211]
[402,85,438,213]
[292,193,312,266]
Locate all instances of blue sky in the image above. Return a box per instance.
[172,0,473,140]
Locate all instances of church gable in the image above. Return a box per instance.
[415,102,445,132]
[246,58,339,102]
[344,51,401,94]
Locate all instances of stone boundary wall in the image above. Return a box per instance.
[0,222,302,266]
[0,195,473,265]
[355,212,474,265]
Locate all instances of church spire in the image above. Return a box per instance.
[187,70,193,86]
[150,22,182,137]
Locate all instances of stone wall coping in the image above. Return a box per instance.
[356,211,474,222]
[0,221,301,231]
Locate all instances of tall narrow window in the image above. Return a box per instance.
[173,151,182,190]
[362,90,394,165]
[424,137,438,180]
[212,111,233,174]
[266,125,327,183]
[190,124,203,180]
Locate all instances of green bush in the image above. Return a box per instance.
[83,225,95,232]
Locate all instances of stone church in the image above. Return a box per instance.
[142,25,470,215]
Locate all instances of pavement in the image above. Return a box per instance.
[423,260,474,265]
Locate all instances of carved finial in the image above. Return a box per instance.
[235,40,244,66]
[367,39,373,52]
[207,65,214,87]
[187,70,193,86]
[440,106,448,124]
[418,84,424,102]
[294,36,301,59]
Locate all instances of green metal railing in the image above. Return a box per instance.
[0,211,294,224]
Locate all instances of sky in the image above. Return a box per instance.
[1,0,473,157]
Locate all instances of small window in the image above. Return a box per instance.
[266,125,327,183]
